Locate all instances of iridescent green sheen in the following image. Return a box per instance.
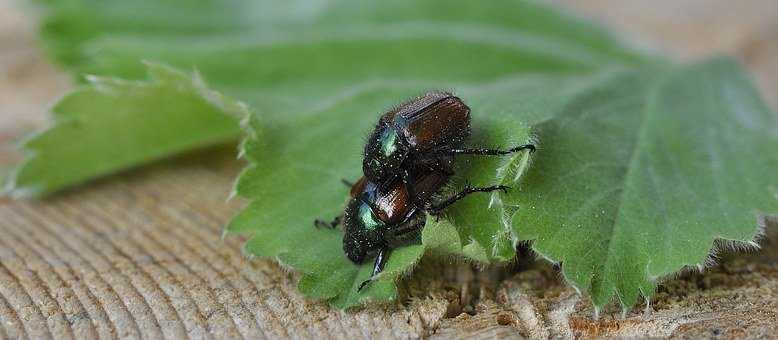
[358,202,382,231]
[379,128,399,157]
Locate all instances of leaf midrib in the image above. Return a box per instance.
[598,68,671,307]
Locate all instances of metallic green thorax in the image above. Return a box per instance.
[379,128,399,157]
[358,202,382,231]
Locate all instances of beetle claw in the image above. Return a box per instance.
[509,143,536,154]
[358,278,373,292]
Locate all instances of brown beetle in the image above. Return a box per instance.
[362,91,535,198]
[318,161,508,291]
[315,92,536,291]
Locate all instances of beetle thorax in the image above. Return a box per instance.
[342,198,386,263]
[363,123,409,180]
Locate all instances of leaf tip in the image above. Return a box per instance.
[236,145,247,160]
[141,59,184,77]
[226,187,239,202]
[695,263,705,273]
[80,74,130,94]
[641,296,653,320]
[2,156,44,200]
[2,181,43,200]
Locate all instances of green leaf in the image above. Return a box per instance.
[38,0,645,77]
[35,0,775,313]
[442,73,609,262]
[510,58,778,311]
[5,63,244,196]
[31,0,650,309]
[227,72,629,308]
[421,217,463,256]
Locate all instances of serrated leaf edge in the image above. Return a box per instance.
[4,61,248,198]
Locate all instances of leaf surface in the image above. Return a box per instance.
[25,0,777,312]
[227,73,624,307]
[6,63,244,196]
[29,0,643,307]
[509,58,778,310]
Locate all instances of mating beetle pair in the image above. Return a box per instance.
[315,91,535,291]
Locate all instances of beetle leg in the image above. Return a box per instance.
[314,215,342,229]
[446,143,536,156]
[358,247,389,292]
[428,185,510,215]
[402,168,424,208]
[385,212,426,245]
[341,178,354,187]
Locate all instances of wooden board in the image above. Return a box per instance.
[1,1,777,338]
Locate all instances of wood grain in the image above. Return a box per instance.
[2,1,778,339]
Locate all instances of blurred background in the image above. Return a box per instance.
[1,0,777,338]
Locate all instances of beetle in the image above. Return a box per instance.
[316,92,538,291]
[316,161,509,291]
[362,91,535,201]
